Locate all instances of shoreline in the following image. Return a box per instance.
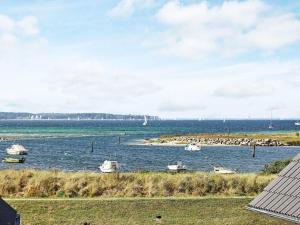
[132,139,233,147]
[142,132,300,147]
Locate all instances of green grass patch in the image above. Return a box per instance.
[7,198,290,225]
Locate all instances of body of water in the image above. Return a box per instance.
[0,120,300,172]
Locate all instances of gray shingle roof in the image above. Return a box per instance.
[247,153,300,224]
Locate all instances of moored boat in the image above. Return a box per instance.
[99,160,119,173]
[184,144,201,151]
[2,157,26,163]
[167,161,186,171]
[6,145,28,155]
[213,166,236,174]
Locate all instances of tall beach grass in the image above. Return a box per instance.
[0,170,275,198]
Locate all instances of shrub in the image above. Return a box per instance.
[261,159,291,174]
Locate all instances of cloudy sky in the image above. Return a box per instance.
[1,0,300,119]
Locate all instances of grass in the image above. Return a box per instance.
[158,132,300,145]
[6,197,292,225]
[0,170,275,198]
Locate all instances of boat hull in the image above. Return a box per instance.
[184,146,201,151]
[213,167,236,174]
[2,158,25,163]
[167,165,186,171]
[99,166,117,173]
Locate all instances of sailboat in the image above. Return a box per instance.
[268,110,274,129]
[268,122,274,129]
[295,120,300,126]
[99,160,119,173]
[142,115,148,126]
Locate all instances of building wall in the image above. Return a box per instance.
[0,200,18,225]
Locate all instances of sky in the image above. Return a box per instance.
[0,0,300,119]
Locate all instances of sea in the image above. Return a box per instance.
[0,120,300,172]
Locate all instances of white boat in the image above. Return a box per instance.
[295,122,300,126]
[6,145,28,155]
[268,123,274,129]
[184,144,201,151]
[167,161,186,171]
[213,166,236,174]
[99,160,119,173]
[142,115,147,126]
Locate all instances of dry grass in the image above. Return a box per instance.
[0,170,275,198]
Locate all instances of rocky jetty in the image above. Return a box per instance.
[155,136,286,146]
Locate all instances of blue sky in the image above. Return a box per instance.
[0,0,300,119]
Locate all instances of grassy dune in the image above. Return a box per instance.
[0,170,275,198]
[7,198,290,225]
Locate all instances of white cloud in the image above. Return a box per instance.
[158,101,206,112]
[110,0,154,17]
[148,0,300,58]
[213,82,274,98]
[17,16,39,36]
[0,14,40,47]
[0,14,15,32]
[266,103,286,111]
[245,14,300,50]
[0,33,17,45]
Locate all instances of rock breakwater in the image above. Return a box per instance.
[155,136,286,146]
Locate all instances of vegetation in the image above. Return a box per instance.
[0,169,275,198]
[7,198,290,225]
[262,159,292,174]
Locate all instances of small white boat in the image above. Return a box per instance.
[268,123,274,129]
[185,144,201,151]
[99,160,119,173]
[142,115,147,126]
[213,166,236,174]
[2,157,25,163]
[295,122,300,126]
[167,161,186,171]
[6,145,28,155]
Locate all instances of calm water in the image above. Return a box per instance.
[0,120,300,172]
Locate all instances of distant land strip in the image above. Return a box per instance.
[0,112,159,120]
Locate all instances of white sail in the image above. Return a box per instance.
[143,115,147,126]
[268,110,274,129]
